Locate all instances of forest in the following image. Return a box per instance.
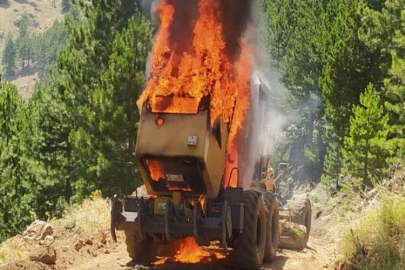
[0,0,404,243]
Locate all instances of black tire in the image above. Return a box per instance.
[233,190,267,270]
[263,193,279,262]
[125,230,157,263]
[291,195,312,249]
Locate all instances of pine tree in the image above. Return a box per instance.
[87,12,152,194]
[30,0,148,201]
[319,0,385,183]
[342,83,390,187]
[262,0,326,177]
[2,33,16,79]
[385,51,405,161]
[16,13,31,72]
[0,81,35,241]
[359,0,405,162]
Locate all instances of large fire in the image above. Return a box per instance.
[138,0,252,188]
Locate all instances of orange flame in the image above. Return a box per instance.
[152,237,227,265]
[199,195,206,214]
[145,159,165,181]
[174,237,211,263]
[138,0,252,189]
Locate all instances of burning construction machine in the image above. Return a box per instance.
[110,78,312,269]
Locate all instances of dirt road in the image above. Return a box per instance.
[67,213,335,270]
[0,219,334,270]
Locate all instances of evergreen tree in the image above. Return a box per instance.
[30,0,149,202]
[88,12,152,195]
[2,33,16,79]
[342,84,390,187]
[31,20,68,79]
[385,51,405,161]
[0,81,35,241]
[359,0,405,162]
[262,0,326,177]
[319,0,385,183]
[16,13,32,72]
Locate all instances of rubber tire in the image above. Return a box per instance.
[290,195,312,250]
[233,190,267,270]
[263,193,279,262]
[125,230,157,263]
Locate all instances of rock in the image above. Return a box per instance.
[85,238,93,245]
[280,221,307,241]
[23,220,54,240]
[104,249,110,254]
[369,197,380,208]
[74,240,84,251]
[39,224,54,240]
[29,246,57,265]
[45,235,54,241]
[64,219,76,230]
[100,232,107,244]
[23,220,46,240]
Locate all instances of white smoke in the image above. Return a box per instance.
[238,4,294,188]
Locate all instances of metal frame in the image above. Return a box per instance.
[113,192,244,248]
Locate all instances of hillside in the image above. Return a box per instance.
[0,0,64,98]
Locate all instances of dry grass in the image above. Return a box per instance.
[0,0,63,38]
[338,193,405,270]
[56,190,110,235]
[0,191,110,265]
[11,72,38,100]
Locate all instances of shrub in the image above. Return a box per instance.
[339,196,405,270]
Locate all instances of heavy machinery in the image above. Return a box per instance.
[110,77,311,269]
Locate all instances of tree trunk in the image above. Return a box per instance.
[364,140,369,186]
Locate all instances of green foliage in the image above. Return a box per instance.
[339,196,405,270]
[359,0,405,163]
[320,0,387,182]
[16,13,33,72]
[262,0,326,177]
[0,0,151,241]
[0,81,34,242]
[343,84,390,186]
[30,20,68,79]
[3,15,67,79]
[321,133,343,185]
[2,33,16,79]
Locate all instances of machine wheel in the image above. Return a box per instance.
[125,230,157,263]
[233,190,267,270]
[290,195,311,250]
[263,193,279,262]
